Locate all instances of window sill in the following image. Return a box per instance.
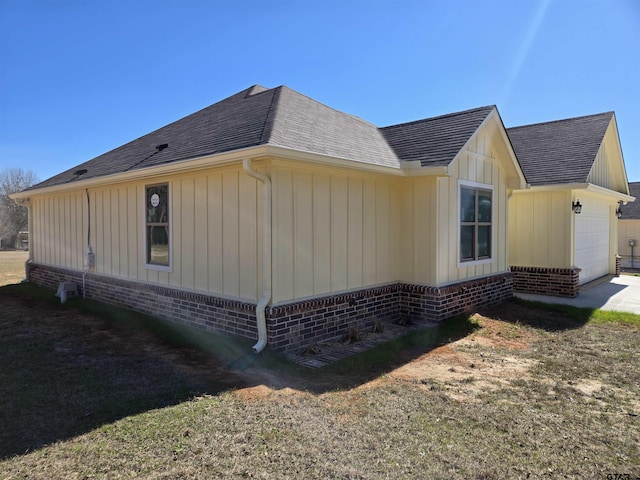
[144,263,173,273]
[458,258,493,268]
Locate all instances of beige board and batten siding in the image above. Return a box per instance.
[29,165,262,302]
[587,118,628,193]
[31,190,88,272]
[508,190,572,269]
[401,117,513,287]
[619,219,640,267]
[270,160,400,304]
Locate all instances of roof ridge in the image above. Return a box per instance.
[508,111,614,131]
[380,105,495,131]
[258,86,280,144]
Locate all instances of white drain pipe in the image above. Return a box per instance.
[242,158,272,353]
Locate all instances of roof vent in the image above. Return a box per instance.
[74,169,88,177]
[156,143,169,151]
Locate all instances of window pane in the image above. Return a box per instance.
[147,226,169,265]
[460,188,476,222]
[478,191,492,222]
[147,185,168,223]
[477,225,491,258]
[460,225,475,260]
[146,184,170,266]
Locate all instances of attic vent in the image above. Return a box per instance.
[74,169,88,177]
[156,143,169,151]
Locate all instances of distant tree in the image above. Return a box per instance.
[0,168,39,249]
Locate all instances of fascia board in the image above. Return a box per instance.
[261,145,404,175]
[512,182,634,203]
[262,146,452,177]
[583,183,635,202]
[450,109,527,188]
[12,142,457,200]
[512,182,590,194]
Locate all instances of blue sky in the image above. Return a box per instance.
[1,0,639,184]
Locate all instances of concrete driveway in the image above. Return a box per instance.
[515,274,640,314]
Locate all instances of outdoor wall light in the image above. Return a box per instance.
[616,202,623,218]
[572,200,582,214]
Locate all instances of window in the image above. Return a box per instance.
[460,184,492,263]
[145,183,170,267]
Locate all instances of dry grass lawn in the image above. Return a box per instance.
[0,261,639,479]
[0,250,28,286]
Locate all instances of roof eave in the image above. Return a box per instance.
[10,145,274,199]
[261,145,405,175]
[11,143,411,200]
[514,182,635,202]
[398,160,449,176]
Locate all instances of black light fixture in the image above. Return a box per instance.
[572,200,582,214]
[616,201,623,218]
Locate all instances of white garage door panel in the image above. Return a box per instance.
[575,200,610,285]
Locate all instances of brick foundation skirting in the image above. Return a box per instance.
[510,266,580,298]
[266,284,402,351]
[28,263,258,341]
[28,263,513,352]
[400,273,514,323]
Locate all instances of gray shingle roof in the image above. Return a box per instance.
[266,87,400,168]
[380,106,495,166]
[30,86,278,190]
[620,182,640,219]
[27,85,493,191]
[507,112,613,186]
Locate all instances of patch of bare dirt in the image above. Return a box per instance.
[382,323,538,401]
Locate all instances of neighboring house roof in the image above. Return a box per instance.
[620,182,640,219]
[24,85,501,193]
[380,106,495,167]
[507,112,614,186]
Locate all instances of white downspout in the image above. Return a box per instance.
[242,158,271,353]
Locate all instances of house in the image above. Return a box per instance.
[11,85,527,352]
[507,112,634,297]
[618,181,640,269]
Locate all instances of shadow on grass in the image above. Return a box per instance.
[506,297,596,331]
[0,283,480,458]
[0,283,250,460]
[304,314,480,392]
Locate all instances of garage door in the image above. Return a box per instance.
[575,200,610,285]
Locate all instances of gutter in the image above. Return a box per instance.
[242,158,272,353]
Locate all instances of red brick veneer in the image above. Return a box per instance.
[29,263,513,352]
[510,266,581,298]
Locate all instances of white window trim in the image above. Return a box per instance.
[458,179,495,268]
[143,182,173,273]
